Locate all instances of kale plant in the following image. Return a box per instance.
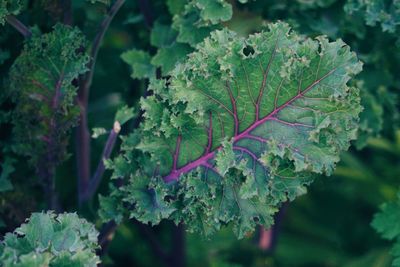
[0,0,398,266]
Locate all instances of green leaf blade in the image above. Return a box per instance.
[106,22,363,238]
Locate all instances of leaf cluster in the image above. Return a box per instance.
[0,212,99,267]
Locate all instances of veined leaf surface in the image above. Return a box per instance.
[104,22,362,237]
[8,24,89,167]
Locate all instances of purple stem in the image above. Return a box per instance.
[5,15,32,38]
[77,0,125,204]
[258,202,289,252]
[81,121,121,203]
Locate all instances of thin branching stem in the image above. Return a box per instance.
[81,121,121,202]
[5,15,32,38]
[77,0,125,204]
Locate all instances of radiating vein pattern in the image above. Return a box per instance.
[117,22,362,237]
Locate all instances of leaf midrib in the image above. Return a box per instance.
[163,67,337,183]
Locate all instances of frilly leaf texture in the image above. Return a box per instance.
[0,212,100,267]
[7,24,89,167]
[102,22,362,238]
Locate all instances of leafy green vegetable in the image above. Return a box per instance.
[372,193,400,266]
[171,2,225,46]
[195,0,232,24]
[102,22,362,238]
[7,24,89,169]
[0,212,100,267]
[123,0,233,78]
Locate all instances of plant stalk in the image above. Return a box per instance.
[5,15,32,38]
[76,0,125,204]
[81,121,121,203]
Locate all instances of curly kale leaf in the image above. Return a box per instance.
[103,22,362,238]
[372,193,400,266]
[7,24,89,169]
[0,212,100,267]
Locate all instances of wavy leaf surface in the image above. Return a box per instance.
[103,22,362,237]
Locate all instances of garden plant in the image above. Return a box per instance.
[0,0,399,266]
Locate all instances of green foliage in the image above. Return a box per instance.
[345,0,400,35]
[115,105,135,125]
[122,0,234,78]
[102,22,362,238]
[150,22,193,74]
[171,0,232,46]
[0,0,24,25]
[0,211,99,267]
[7,24,89,169]
[372,193,400,266]
[121,49,155,79]
[1,0,399,266]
